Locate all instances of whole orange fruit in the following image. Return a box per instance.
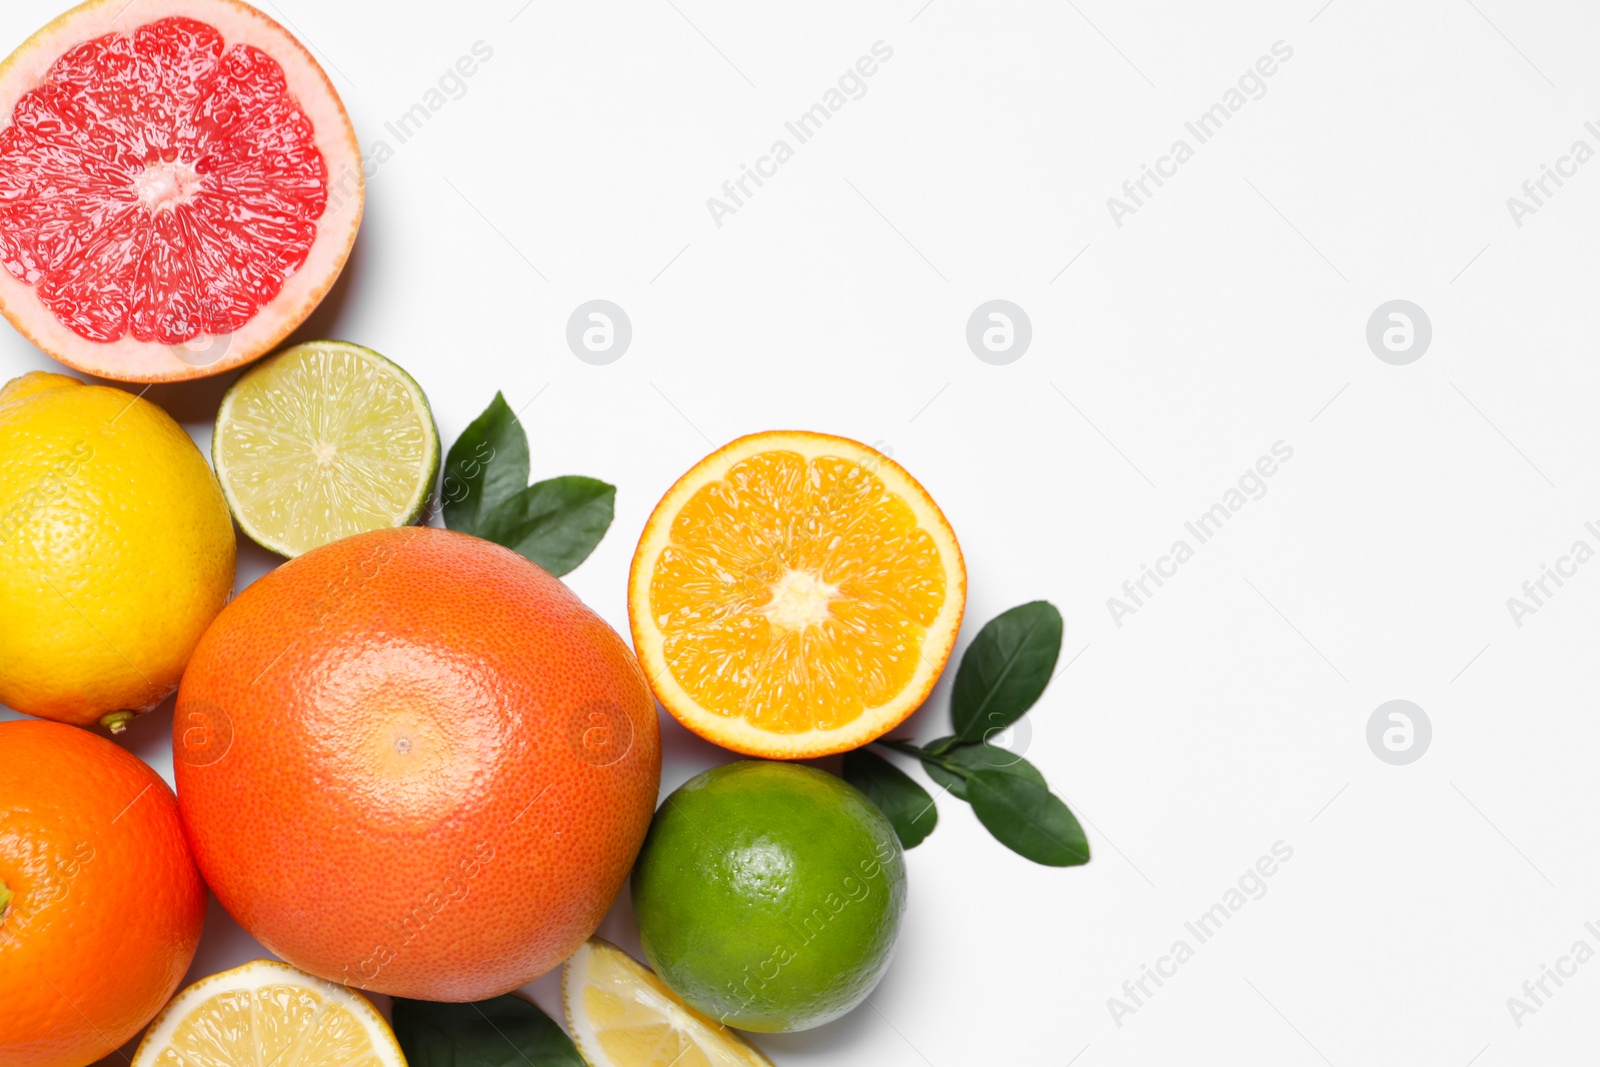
[0,720,206,1067]
[174,526,661,1001]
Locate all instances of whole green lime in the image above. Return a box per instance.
[631,760,907,1032]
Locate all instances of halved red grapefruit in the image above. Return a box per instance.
[0,0,361,382]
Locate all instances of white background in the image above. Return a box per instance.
[3,0,1598,1063]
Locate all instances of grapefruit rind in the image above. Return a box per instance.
[174,527,663,1002]
[130,958,405,1067]
[212,341,441,558]
[628,431,966,760]
[0,0,362,383]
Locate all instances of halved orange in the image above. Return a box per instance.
[629,431,965,759]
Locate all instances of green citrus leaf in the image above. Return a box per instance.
[441,392,530,533]
[392,994,584,1067]
[966,770,1089,867]
[843,748,937,848]
[920,736,1046,802]
[952,601,1062,744]
[476,476,615,577]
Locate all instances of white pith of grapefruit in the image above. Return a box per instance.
[0,0,362,382]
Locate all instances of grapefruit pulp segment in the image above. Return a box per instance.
[0,0,362,382]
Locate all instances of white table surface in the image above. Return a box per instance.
[4,1,1598,1063]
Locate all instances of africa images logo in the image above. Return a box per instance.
[705,41,895,228]
[1105,41,1294,229]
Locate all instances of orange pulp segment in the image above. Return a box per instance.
[629,431,965,758]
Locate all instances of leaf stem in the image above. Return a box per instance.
[875,738,968,778]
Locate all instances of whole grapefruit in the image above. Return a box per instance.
[0,720,207,1067]
[174,526,661,1001]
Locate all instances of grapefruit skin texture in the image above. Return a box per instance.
[0,721,207,1067]
[0,0,363,383]
[175,526,662,1001]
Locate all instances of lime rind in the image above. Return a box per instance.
[213,341,440,558]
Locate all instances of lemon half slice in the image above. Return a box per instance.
[131,959,405,1067]
[563,938,773,1067]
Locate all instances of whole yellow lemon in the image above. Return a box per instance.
[0,372,236,730]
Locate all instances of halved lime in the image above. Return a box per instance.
[213,341,440,558]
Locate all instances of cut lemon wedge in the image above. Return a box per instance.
[629,431,965,759]
[563,938,773,1067]
[131,959,405,1067]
